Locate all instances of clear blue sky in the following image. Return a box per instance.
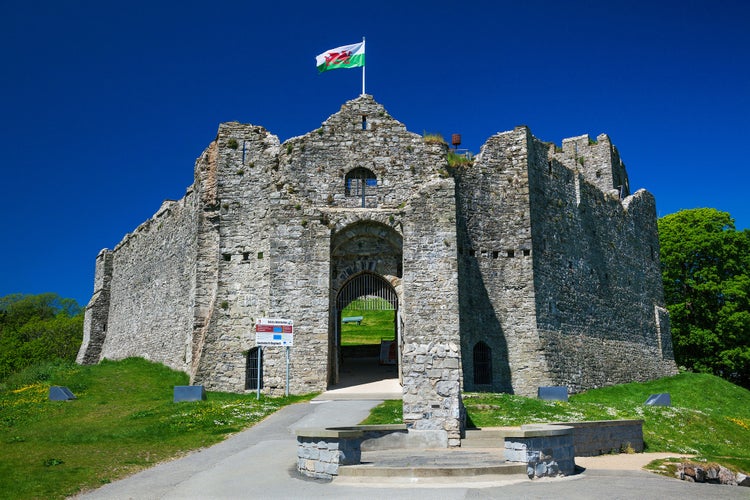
[2,0,749,307]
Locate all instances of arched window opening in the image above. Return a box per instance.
[473,341,492,385]
[245,347,263,390]
[345,167,377,207]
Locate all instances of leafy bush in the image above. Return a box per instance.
[0,294,83,380]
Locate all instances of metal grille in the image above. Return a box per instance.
[473,342,492,385]
[245,347,262,390]
[345,168,377,208]
[336,272,397,311]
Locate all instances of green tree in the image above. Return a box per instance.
[658,208,750,388]
[0,293,83,380]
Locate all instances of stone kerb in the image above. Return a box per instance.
[502,424,576,478]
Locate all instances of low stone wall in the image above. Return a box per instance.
[295,425,408,479]
[551,419,643,456]
[502,424,575,477]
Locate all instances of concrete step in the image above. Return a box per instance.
[460,428,508,448]
[337,449,526,479]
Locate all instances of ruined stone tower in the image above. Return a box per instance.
[78,96,677,445]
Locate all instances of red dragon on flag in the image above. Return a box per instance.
[316,41,365,74]
[324,50,352,69]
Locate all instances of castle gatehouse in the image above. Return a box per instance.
[77,95,677,445]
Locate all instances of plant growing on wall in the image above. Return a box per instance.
[423,132,447,145]
[447,151,472,168]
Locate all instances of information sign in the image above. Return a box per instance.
[255,318,294,346]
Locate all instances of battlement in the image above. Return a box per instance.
[549,133,630,199]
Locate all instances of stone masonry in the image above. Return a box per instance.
[78,95,677,444]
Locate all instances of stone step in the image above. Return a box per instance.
[337,449,526,479]
[460,428,508,448]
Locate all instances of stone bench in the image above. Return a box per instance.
[501,424,576,478]
[550,419,644,456]
[341,316,363,325]
[295,424,408,479]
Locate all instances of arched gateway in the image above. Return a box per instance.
[329,221,403,385]
[331,271,400,385]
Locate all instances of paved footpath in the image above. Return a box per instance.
[76,399,749,500]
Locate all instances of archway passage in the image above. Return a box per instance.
[332,271,399,388]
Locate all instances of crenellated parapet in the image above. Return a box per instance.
[549,133,630,199]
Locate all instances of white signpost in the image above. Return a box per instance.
[255,318,294,397]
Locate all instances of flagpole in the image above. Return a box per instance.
[361,36,366,96]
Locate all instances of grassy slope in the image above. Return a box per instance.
[4,361,747,497]
[0,358,312,499]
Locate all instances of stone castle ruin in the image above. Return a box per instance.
[77,95,677,445]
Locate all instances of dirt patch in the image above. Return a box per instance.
[575,453,694,471]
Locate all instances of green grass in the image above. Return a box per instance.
[0,358,314,499]
[359,399,403,425]
[364,372,750,473]
[340,298,395,346]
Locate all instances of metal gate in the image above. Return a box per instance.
[336,272,398,311]
[331,271,401,385]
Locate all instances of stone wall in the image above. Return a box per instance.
[456,127,551,394]
[456,125,675,396]
[92,194,199,374]
[528,134,677,391]
[551,420,644,456]
[190,123,278,392]
[401,175,462,446]
[77,249,113,364]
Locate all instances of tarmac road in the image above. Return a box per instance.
[74,398,749,500]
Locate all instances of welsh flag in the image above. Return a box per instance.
[316,41,365,73]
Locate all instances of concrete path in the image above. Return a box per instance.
[75,378,749,500]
